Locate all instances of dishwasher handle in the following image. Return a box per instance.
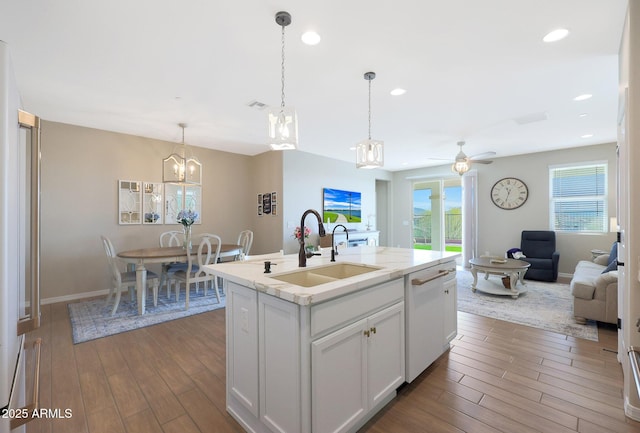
[411,269,450,286]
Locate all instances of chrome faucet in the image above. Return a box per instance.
[330,224,349,262]
[298,209,326,267]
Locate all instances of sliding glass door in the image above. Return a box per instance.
[412,178,462,253]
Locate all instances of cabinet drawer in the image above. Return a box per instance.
[311,279,403,338]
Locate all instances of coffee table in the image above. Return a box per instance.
[468,257,531,298]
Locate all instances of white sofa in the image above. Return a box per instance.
[570,254,618,325]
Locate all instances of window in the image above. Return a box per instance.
[549,162,607,232]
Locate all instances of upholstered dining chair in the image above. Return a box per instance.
[159,230,186,298]
[101,235,159,316]
[173,233,222,310]
[236,229,254,260]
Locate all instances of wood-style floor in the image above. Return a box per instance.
[27,302,640,433]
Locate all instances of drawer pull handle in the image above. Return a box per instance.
[370,327,377,334]
[364,330,370,337]
[411,269,449,286]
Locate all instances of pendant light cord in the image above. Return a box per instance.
[280,25,286,110]
[368,79,372,140]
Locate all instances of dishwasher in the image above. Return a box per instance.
[405,262,457,383]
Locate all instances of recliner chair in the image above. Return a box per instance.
[513,230,560,282]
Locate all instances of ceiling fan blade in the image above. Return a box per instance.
[469,151,496,160]
[472,159,493,164]
[427,157,453,162]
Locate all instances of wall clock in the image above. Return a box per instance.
[490,177,529,210]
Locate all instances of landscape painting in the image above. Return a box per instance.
[323,188,362,223]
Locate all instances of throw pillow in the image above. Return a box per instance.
[602,242,618,273]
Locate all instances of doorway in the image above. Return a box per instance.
[412,178,462,253]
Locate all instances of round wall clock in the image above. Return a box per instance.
[490,177,529,210]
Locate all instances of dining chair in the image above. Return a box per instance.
[173,233,222,310]
[159,230,186,298]
[101,235,159,316]
[236,229,254,260]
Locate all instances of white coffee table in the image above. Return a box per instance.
[468,257,531,298]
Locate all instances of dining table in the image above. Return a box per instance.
[117,244,243,315]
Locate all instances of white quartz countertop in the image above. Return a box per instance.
[204,246,460,306]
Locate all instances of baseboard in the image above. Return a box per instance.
[42,289,110,305]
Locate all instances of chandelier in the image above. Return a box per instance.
[162,123,202,185]
[356,72,384,169]
[267,11,298,150]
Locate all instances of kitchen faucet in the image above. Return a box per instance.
[298,209,326,267]
[330,224,349,262]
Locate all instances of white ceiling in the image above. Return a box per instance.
[0,0,628,171]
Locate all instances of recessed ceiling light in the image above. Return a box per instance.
[543,28,569,42]
[581,134,594,138]
[390,88,406,96]
[579,113,588,117]
[301,31,321,45]
[573,94,592,101]
[349,146,356,151]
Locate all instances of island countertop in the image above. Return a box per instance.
[204,246,460,306]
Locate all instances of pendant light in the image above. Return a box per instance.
[268,11,298,150]
[451,141,471,176]
[356,71,384,169]
[162,123,202,185]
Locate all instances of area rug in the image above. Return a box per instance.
[68,290,225,344]
[456,269,598,341]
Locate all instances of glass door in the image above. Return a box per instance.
[412,178,462,253]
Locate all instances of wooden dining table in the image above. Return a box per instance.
[117,244,243,315]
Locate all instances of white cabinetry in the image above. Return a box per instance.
[311,302,404,433]
[226,278,404,433]
[405,262,457,383]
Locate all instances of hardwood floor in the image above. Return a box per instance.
[27,302,640,433]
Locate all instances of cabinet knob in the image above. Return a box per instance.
[370,327,377,334]
[444,289,449,294]
[364,330,370,337]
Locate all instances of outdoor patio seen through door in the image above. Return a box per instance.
[412,179,462,253]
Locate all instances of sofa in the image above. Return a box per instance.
[570,246,618,325]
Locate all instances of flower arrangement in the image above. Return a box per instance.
[293,226,311,240]
[177,209,198,227]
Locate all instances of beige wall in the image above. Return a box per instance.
[40,121,254,302]
[249,150,284,255]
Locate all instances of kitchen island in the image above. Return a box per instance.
[205,246,459,433]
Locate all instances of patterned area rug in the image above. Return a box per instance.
[68,289,225,344]
[456,269,598,341]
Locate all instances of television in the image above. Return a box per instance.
[322,188,362,223]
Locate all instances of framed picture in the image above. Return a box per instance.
[272,191,277,203]
[258,193,263,204]
[323,188,362,223]
[263,192,272,215]
[258,205,263,216]
[272,204,278,216]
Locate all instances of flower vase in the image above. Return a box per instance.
[183,225,192,250]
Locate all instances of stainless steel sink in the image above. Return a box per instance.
[268,262,382,287]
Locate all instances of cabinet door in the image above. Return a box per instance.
[367,302,404,409]
[258,293,301,433]
[226,283,259,417]
[443,277,457,344]
[312,318,368,433]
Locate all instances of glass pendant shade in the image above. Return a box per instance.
[356,139,384,169]
[163,124,202,185]
[268,105,298,150]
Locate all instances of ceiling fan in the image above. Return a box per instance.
[430,141,495,175]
